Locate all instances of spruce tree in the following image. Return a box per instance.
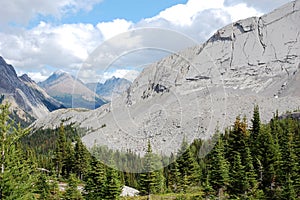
[139,140,156,195]
[251,105,261,141]
[63,173,83,200]
[84,157,107,200]
[229,152,247,196]
[209,134,229,197]
[74,137,90,180]
[0,103,37,199]
[244,147,258,195]
[167,153,180,193]
[36,173,51,200]
[177,136,200,186]
[54,123,68,178]
[105,166,122,200]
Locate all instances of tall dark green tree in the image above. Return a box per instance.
[251,105,261,142]
[84,157,107,200]
[167,153,180,193]
[209,134,229,198]
[0,103,37,199]
[139,140,156,196]
[74,137,90,180]
[54,123,68,178]
[229,152,247,196]
[63,173,83,200]
[177,136,200,186]
[105,165,122,200]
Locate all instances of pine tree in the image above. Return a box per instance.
[209,134,229,197]
[177,136,200,186]
[74,137,90,180]
[63,173,83,200]
[255,125,280,196]
[251,105,261,142]
[105,166,122,200]
[84,157,107,200]
[167,153,180,193]
[54,123,68,178]
[139,140,156,195]
[229,152,247,196]
[244,147,258,196]
[36,173,51,200]
[282,174,297,200]
[280,124,298,194]
[0,103,37,199]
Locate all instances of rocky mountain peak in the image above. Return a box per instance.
[0,57,64,121]
[19,74,34,83]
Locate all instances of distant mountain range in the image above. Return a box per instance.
[32,0,300,155]
[86,76,131,100]
[0,56,64,123]
[38,71,107,109]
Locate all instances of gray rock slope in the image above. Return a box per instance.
[32,0,300,155]
[0,57,64,121]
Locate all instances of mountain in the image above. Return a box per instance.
[0,56,64,122]
[86,76,131,100]
[39,71,107,109]
[32,0,300,155]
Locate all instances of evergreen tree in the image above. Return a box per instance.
[251,105,261,142]
[177,136,200,186]
[0,103,37,199]
[74,137,90,180]
[244,147,258,195]
[36,173,51,200]
[63,173,83,200]
[167,153,180,192]
[229,152,247,196]
[105,166,122,200]
[280,124,298,195]
[209,134,229,197]
[139,140,156,195]
[255,125,280,196]
[282,174,297,200]
[54,123,68,178]
[84,157,107,200]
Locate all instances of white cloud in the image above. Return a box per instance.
[16,69,51,82]
[147,0,224,26]
[96,19,133,40]
[0,0,103,26]
[224,0,291,13]
[0,22,102,71]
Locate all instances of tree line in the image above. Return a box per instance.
[1,102,300,199]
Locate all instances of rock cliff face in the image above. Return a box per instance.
[32,0,300,155]
[0,57,64,121]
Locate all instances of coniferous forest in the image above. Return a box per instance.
[1,102,300,199]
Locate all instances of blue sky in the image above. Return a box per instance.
[0,0,292,83]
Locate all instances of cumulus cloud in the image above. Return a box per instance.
[0,22,102,71]
[224,0,291,13]
[96,19,133,40]
[0,0,103,26]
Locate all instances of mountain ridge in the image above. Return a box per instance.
[0,56,64,121]
[39,71,107,109]
[86,76,131,100]
[32,0,300,155]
